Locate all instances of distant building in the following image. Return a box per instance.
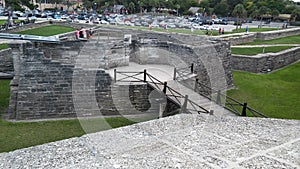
[32,0,82,11]
[0,0,5,8]
[113,5,127,14]
[188,7,200,14]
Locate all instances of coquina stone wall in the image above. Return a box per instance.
[0,48,13,73]
[225,34,257,45]
[231,47,300,73]
[256,27,300,40]
[5,29,231,120]
[130,39,232,90]
[225,27,300,45]
[6,39,180,120]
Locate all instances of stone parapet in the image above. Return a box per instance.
[0,48,13,73]
[232,47,300,73]
[256,27,300,40]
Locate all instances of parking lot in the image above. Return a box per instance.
[0,11,290,33]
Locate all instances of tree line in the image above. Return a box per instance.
[4,0,300,20]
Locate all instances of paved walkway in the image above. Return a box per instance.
[1,114,299,168]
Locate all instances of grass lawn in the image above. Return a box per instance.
[16,25,76,36]
[231,46,294,55]
[227,62,300,120]
[0,19,22,25]
[0,80,140,153]
[0,44,9,50]
[0,20,6,25]
[241,35,300,45]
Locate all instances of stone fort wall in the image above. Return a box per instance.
[0,48,13,73]
[4,29,232,120]
[225,27,300,45]
[232,47,300,73]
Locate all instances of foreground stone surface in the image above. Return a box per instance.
[0,114,299,168]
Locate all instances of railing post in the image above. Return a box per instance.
[194,78,199,92]
[191,63,194,73]
[144,69,147,82]
[163,82,167,94]
[216,90,221,105]
[114,69,117,83]
[242,102,247,116]
[173,67,177,80]
[180,95,188,114]
[159,103,165,118]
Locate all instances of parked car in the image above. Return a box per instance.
[167,23,176,28]
[12,14,18,19]
[192,23,201,29]
[13,11,25,17]
[100,20,109,24]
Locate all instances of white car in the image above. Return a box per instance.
[208,25,220,31]
[192,23,201,30]
[100,20,109,24]
[124,21,134,26]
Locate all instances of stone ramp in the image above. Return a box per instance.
[166,80,235,117]
[109,63,234,117]
[0,114,299,168]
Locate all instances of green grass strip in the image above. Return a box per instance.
[0,80,10,111]
[0,44,9,50]
[227,62,300,120]
[0,19,22,25]
[16,25,76,36]
[231,46,294,55]
[0,20,7,25]
[0,79,142,153]
[0,116,137,153]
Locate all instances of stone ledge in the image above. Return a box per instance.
[0,114,299,168]
[232,47,300,73]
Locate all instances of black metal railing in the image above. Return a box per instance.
[194,79,268,117]
[173,64,268,118]
[173,63,194,81]
[114,69,210,114]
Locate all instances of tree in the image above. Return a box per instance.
[226,0,243,15]
[258,6,271,28]
[4,0,32,30]
[63,0,76,10]
[175,4,180,16]
[232,3,247,30]
[271,9,280,21]
[214,0,229,17]
[128,2,135,14]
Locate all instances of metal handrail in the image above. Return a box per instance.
[195,77,268,118]
[173,64,268,118]
[114,69,210,114]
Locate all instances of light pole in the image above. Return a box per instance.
[93,3,97,14]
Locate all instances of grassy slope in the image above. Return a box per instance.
[16,25,75,36]
[0,117,136,153]
[231,46,294,55]
[228,62,300,120]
